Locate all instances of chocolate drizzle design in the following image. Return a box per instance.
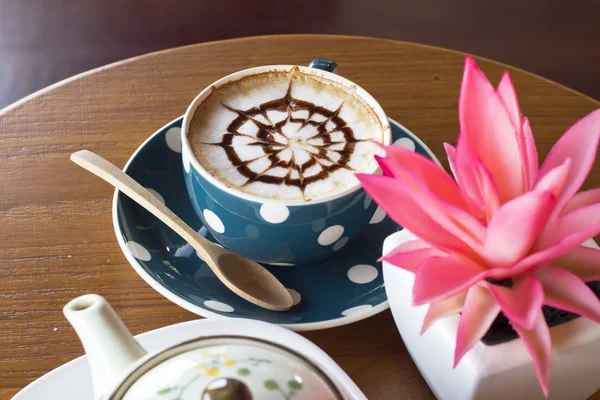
[207,77,365,198]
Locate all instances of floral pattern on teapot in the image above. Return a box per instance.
[122,343,338,400]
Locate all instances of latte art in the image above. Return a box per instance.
[189,68,385,201]
[217,82,365,191]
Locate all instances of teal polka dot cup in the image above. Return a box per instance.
[180,60,391,265]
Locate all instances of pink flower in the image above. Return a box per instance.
[358,55,600,397]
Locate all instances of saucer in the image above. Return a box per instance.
[112,117,438,331]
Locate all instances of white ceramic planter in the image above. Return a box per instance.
[383,229,600,400]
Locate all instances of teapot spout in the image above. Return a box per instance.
[64,294,147,399]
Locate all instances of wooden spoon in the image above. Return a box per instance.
[71,150,293,311]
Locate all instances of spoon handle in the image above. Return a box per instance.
[71,150,213,259]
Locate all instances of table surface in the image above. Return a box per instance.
[1,35,599,399]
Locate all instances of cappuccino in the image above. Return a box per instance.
[188,67,385,201]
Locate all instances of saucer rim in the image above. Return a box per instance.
[111,116,439,331]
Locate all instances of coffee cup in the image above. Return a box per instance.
[180,59,391,265]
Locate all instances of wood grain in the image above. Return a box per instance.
[1,35,599,399]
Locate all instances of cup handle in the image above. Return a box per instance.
[308,58,339,74]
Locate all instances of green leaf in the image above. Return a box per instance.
[156,387,172,395]
[288,380,303,390]
[237,367,251,376]
[264,380,279,390]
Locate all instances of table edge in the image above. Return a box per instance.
[1,34,598,117]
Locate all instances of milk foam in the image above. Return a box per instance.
[188,67,385,201]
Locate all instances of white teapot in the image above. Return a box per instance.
[64,294,346,400]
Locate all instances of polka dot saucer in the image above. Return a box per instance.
[112,117,438,331]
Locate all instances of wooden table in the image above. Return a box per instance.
[1,35,599,399]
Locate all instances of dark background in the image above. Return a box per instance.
[1,0,599,110]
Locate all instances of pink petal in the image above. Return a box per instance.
[562,187,600,215]
[413,255,487,305]
[472,156,502,220]
[539,108,600,217]
[380,238,430,259]
[483,190,556,268]
[421,292,466,334]
[357,174,477,255]
[455,133,486,207]
[459,55,524,201]
[379,238,444,272]
[521,118,539,190]
[496,71,521,129]
[454,285,500,367]
[553,246,600,282]
[382,248,445,273]
[497,70,530,194]
[374,155,393,177]
[486,275,543,331]
[539,201,600,249]
[444,143,459,182]
[496,214,600,279]
[384,145,469,210]
[376,157,485,250]
[445,143,485,220]
[536,266,600,323]
[512,313,552,397]
[534,158,571,196]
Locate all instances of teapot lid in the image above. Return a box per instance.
[111,336,344,400]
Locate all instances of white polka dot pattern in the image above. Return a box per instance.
[287,288,302,306]
[165,127,182,153]
[341,304,374,317]
[394,137,416,151]
[318,225,345,246]
[203,209,225,234]
[204,300,234,312]
[126,241,151,261]
[259,203,290,224]
[245,225,260,239]
[369,206,386,224]
[312,219,326,232]
[347,264,379,284]
[332,237,349,251]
